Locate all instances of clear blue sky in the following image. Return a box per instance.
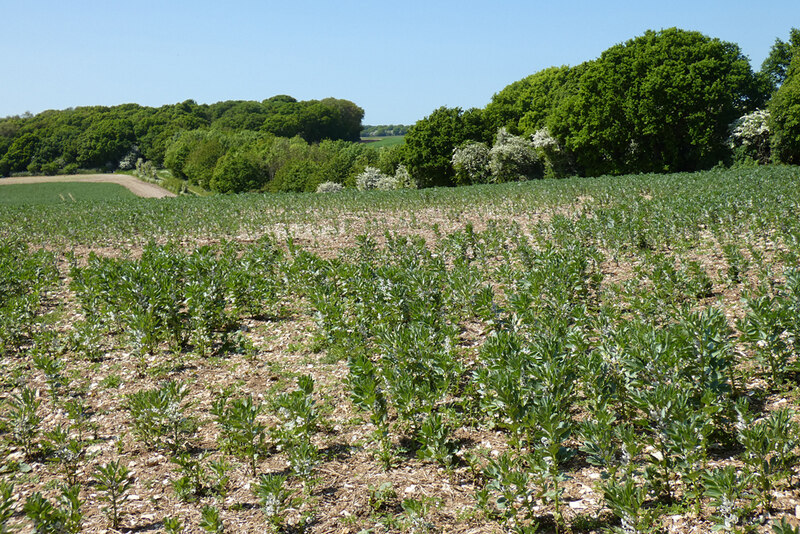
[2,0,797,125]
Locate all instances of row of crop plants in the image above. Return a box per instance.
[1,170,800,530]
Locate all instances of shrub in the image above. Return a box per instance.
[376,174,399,190]
[355,166,389,190]
[354,165,414,191]
[41,160,63,176]
[270,160,322,193]
[135,158,158,180]
[531,127,571,177]
[728,109,771,164]
[376,143,404,175]
[62,163,79,174]
[210,150,267,193]
[770,74,800,164]
[316,181,344,193]
[451,142,490,185]
[488,128,542,182]
[393,164,416,189]
[118,146,141,170]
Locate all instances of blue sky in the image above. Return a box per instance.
[2,0,798,125]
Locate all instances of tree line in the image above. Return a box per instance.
[0,96,363,178]
[360,125,410,137]
[400,27,800,187]
[1,27,798,193]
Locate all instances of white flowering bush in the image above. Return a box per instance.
[315,181,343,193]
[135,158,158,180]
[728,109,771,164]
[355,165,415,191]
[531,127,559,151]
[375,174,399,191]
[489,128,542,183]
[393,164,417,189]
[355,166,389,191]
[118,146,141,171]
[452,142,490,185]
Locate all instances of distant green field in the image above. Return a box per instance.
[360,135,405,148]
[0,182,135,205]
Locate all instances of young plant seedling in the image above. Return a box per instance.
[211,391,266,476]
[23,485,83,534]
[93,459,134,529]
[253,473,292,531]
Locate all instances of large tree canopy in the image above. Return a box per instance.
[761,28,800,91]
[769,75,800,164]
[484,65,581,135]
[259,98,363,143]
[547,28,765,175]
[768,28,800,164]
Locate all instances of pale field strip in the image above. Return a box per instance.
[0,174,176,199]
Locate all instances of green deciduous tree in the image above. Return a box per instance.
[0,95,362,175]
[75,118,136,169]
[484,65,580,136]
[0,132,38,175]
[548,28,764,176]
[768,28,800,164]
[261,97,364,143]
[319,98,364,142]
[180,134,226,188]
[210,149,268,193]
[401,106,490,187]
[761,28,800,91]
[769,73,800,164]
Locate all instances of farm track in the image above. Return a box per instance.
[0,174,176,198]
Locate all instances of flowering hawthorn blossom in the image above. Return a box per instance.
[452,142,490,185]
[489,128,541,183]
[728,109,771,163]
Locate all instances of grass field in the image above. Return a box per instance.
[361,135,405,148]
[0,182,136,205]
[1,165,800,533]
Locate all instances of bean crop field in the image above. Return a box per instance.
[1,166,800,533]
